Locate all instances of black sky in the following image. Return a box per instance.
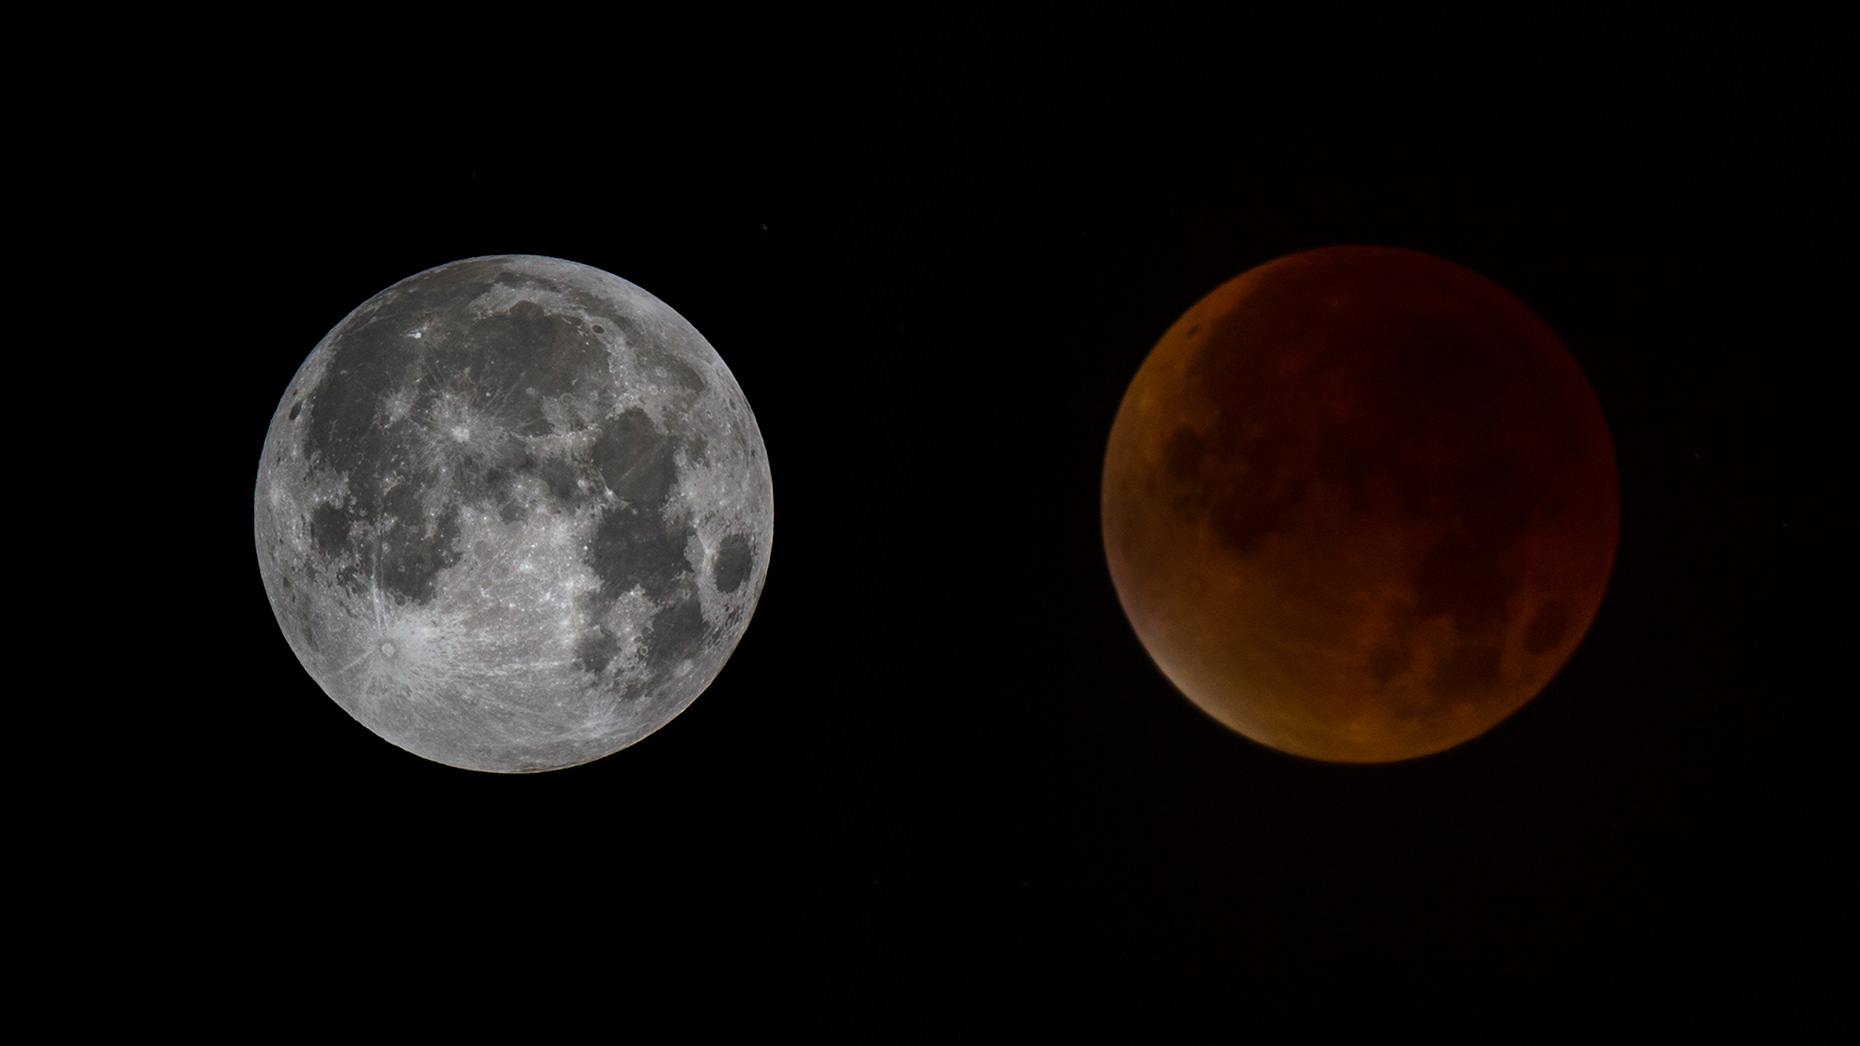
[201,49,1841,1034]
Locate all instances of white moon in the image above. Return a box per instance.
[254,256,773,772]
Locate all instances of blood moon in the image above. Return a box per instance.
[1101,246,1618,763]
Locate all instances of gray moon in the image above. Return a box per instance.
[254,256,773,772]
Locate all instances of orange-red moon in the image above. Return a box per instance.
[1102,246,1619,762]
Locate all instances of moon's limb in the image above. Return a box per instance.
[255,256,772,772]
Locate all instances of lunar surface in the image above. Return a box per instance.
[255,256,772,772]
[1102,246,1618,763]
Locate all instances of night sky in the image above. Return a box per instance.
[206,50,1838,1034]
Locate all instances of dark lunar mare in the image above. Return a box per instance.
[579,406,707,687]
[299,263,599,605]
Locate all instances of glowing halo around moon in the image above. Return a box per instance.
[1101,246,1618,763]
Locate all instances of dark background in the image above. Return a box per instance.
[198,43,1839,1034]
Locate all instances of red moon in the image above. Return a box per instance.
[1102,246,1619,762]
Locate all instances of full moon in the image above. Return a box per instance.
[1102,246,1617,763]
[255,256,773,772]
